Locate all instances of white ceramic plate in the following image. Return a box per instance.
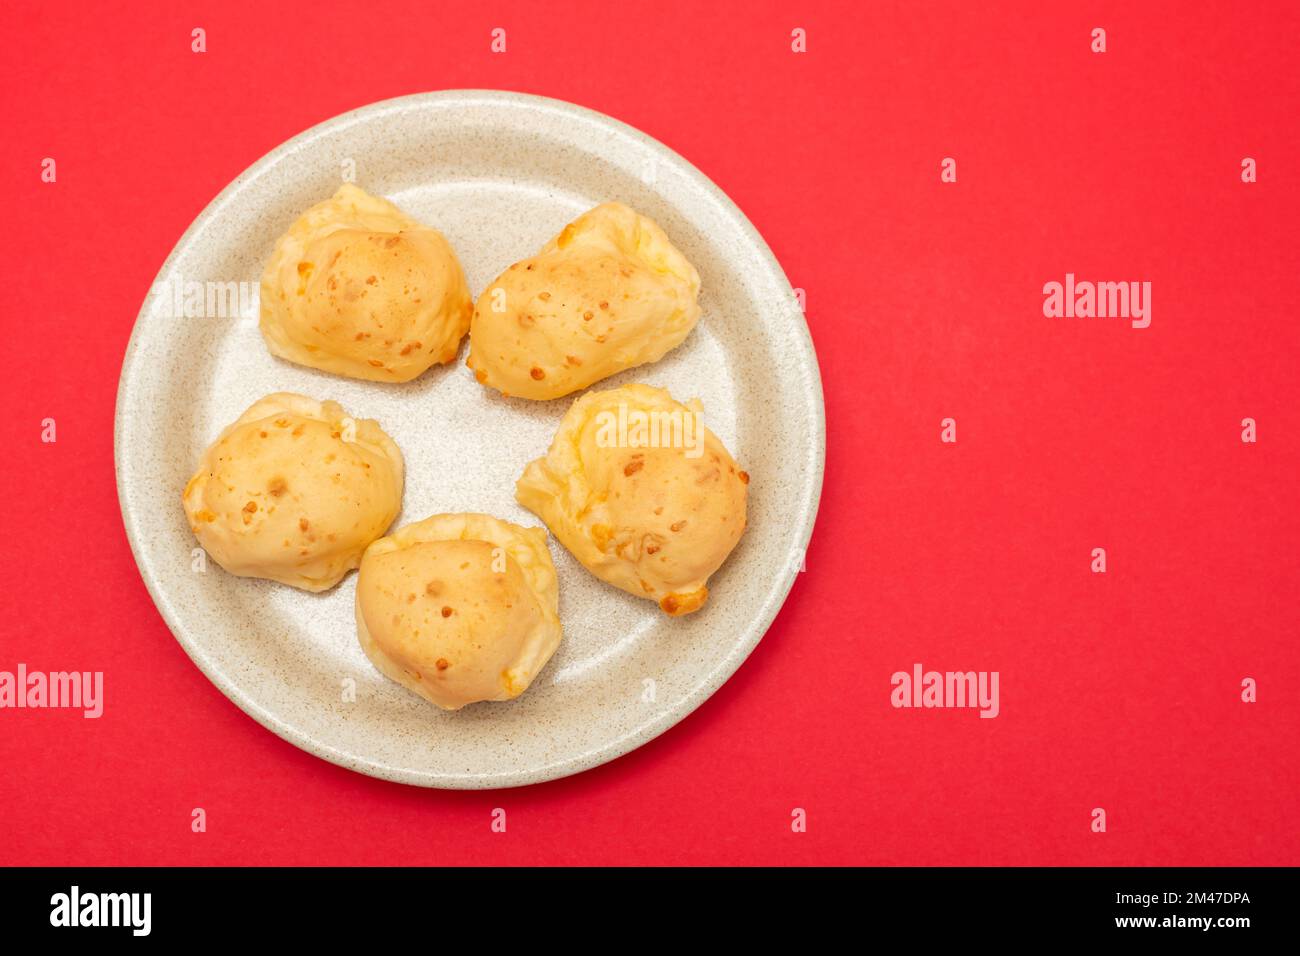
[115,91,824,788]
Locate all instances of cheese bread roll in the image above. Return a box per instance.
[260,184,472,382]
[355,513,563,710]
[516,384,747,616]
[182,393,403,592]
[466,202,701,400]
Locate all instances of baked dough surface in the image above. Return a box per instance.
[355,513,563,709]
[516,383,747,615]
[182,392,404,592]
[466,202,701,400]
[260,184,472,382]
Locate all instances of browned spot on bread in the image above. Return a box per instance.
[660,587,707,616]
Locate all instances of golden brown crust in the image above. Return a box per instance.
[260,184,472,382]
[466,203,700,400]
[516,384,747,615]
[355,513,562,709]
[181,392,404,591]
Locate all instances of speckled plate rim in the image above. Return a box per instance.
[114,89,825,789]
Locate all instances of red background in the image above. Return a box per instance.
[2,0,1297,865]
